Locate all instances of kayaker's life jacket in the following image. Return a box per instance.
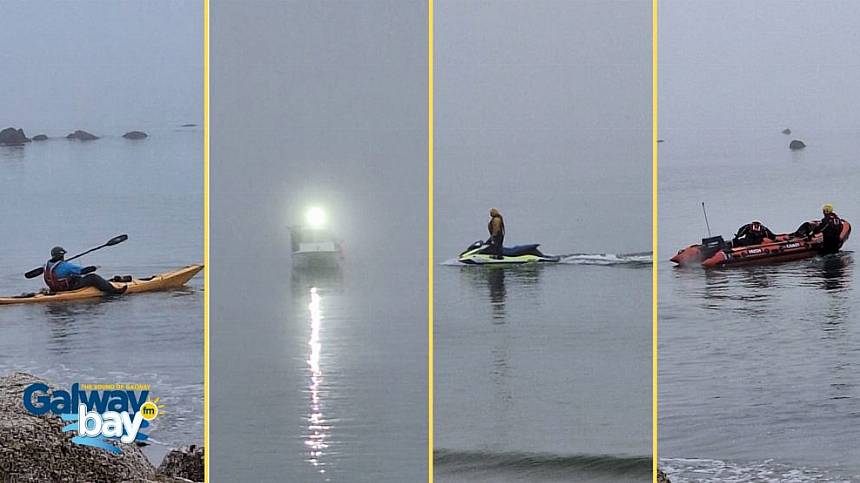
[44,260,71,292]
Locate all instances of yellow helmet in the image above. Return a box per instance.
[822,203,834,215]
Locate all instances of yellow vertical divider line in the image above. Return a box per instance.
[203,0,210,480]
[428,0,435,481]
[652,0,659,481]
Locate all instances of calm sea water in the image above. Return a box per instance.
[434,1,652,479]
[659,128,860,482]
[0,127,203,460]
[434,183,652,483]
[210,240,427,482]
[435,261,651,483]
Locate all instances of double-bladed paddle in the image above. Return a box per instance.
[24,234,129,279]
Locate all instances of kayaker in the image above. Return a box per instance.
[487,208,505,259]
[44,246,127,295]
[732,220,776,247]
[813,204,844,254]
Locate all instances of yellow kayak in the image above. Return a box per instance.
[0,264,203,305]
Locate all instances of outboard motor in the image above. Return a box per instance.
[700,235,726,259]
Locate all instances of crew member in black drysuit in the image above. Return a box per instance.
[812,204,844,254]
[488,208,505,259]
[43,246,127,295]
[732,220,776,247]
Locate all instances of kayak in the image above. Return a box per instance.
[0,264,204,305]
[671,220,851,268]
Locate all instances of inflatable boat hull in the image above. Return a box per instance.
[671,220,851,268]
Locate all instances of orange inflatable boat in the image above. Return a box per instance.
[671,219,851,268]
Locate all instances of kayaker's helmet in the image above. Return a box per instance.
[50,246,66,260]
[751,220,762,231]
[823,203,834,215]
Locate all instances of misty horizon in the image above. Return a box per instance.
[0,0,203,133]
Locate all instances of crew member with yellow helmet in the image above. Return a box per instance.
[813,203,843,253]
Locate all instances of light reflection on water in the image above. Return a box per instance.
[295,266,342,480]
[459,264,546,405]
[458,264,546,323]
[305,286,330,477]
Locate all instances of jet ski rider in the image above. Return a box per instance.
[44,246,127,295]
[813,203,843,254]
[732,220,776,247]
[488,208,505,260]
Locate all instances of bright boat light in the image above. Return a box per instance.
[305,207,327,228]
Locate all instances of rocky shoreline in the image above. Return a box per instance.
[0,127,30,145]
[0,373,202,483]
[0,126,159,145]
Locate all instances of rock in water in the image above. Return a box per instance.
[66,130,99,141]
[156,445,204,482]
[0,372,155,482]
[180,123,196,127]
[658,468,671,483]
[0,127,31,145]
[32,134,48,141]
[782,128,791,135]
[789,139,806,150]
[123,131,148,140]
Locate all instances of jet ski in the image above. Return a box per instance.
[671,219,851,268]
[458,240,560,265]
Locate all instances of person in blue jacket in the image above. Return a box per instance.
[43,246,127,294]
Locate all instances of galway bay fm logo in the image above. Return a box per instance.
[23,382,163,454]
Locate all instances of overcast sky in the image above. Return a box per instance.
[661,0,860,131]
[0,1,202,133]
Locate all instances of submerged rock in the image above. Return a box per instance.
[789,139,806,150]
[66,130,99,141]
[0,372,155,482]
[32,134,48,141]
[180,123,196,127]
[0,127,31,145]
[658,468,671,483]
[156,445,204,482]
[123,130,148,140]
[657,139,665,143]
[782,128,791,135]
